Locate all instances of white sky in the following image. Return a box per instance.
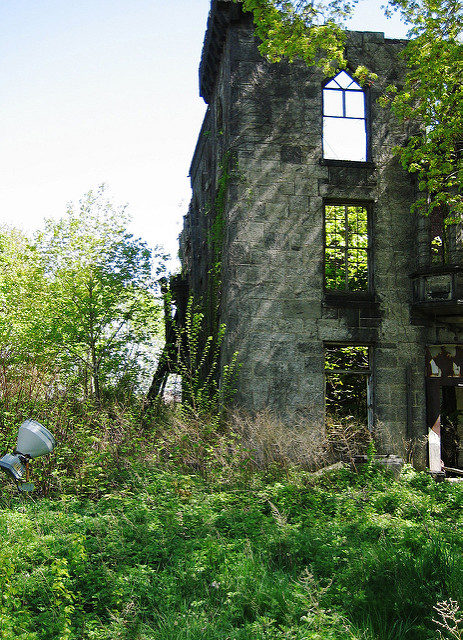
[0,0,408,263]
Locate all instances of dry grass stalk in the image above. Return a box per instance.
[230,409,327,470]
[433,600,463,640]
[150,407,373,477]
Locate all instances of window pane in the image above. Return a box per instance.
[326,231,346,248]
[323,89,343,116]
[323,117,367,161]
[347,206,368,236]
[351,232,368,249]
[345,90,365,118]
[325,247,345,290]
[325,206,346,248]
[347,206,368,250]
[333,70,355,89]
[325,204,345,222]
[348,250,368,291]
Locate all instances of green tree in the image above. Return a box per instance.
[35,187,165,402]
[238,0,359,74]
[236,0,463,216]
[381,0,463,217]
[0,227,57,406]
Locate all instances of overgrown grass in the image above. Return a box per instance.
[0,401,462,639]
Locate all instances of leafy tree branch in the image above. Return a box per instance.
[235,0,463,217]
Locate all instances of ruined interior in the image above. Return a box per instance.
[178,0,463,471]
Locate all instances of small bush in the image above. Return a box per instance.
[0,396,462,640]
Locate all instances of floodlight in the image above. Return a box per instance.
[0,420,55,492]
[16,420,55,458]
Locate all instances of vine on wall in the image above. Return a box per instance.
[206,150,233,334]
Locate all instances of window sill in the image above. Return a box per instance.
[323,291,377,306]
[320,159,375,169]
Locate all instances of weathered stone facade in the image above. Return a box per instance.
[180,0,463,468]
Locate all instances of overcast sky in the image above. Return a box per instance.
[0,0,408,263]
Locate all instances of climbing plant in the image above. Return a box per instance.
[206,151,234,335]
[174,298,240,422]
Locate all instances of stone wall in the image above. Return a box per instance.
[181,2,463,462]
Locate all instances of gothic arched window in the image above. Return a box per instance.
[323,71,368,162]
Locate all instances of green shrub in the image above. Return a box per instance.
[0,461,461,639]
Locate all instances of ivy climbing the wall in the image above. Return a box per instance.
[206,150,233,337]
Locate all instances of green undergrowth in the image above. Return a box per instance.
[0,461,462,640]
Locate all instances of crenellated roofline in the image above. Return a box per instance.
[198,1,408,105]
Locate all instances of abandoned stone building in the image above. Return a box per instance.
[179,0,463,471]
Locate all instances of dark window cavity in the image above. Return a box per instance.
[430,205,447,265]
[323,71,367,162]
[324,204,369,292]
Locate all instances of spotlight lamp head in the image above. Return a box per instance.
[0,420,55,492]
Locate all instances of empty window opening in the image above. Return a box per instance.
[430,205,449,265]
[323,70,367,162]
[325,345,373,430]
[325,204,369,292]
[431,206,446,264]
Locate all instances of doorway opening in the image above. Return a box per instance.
[440,385,463,469]
[324,344,373,430]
